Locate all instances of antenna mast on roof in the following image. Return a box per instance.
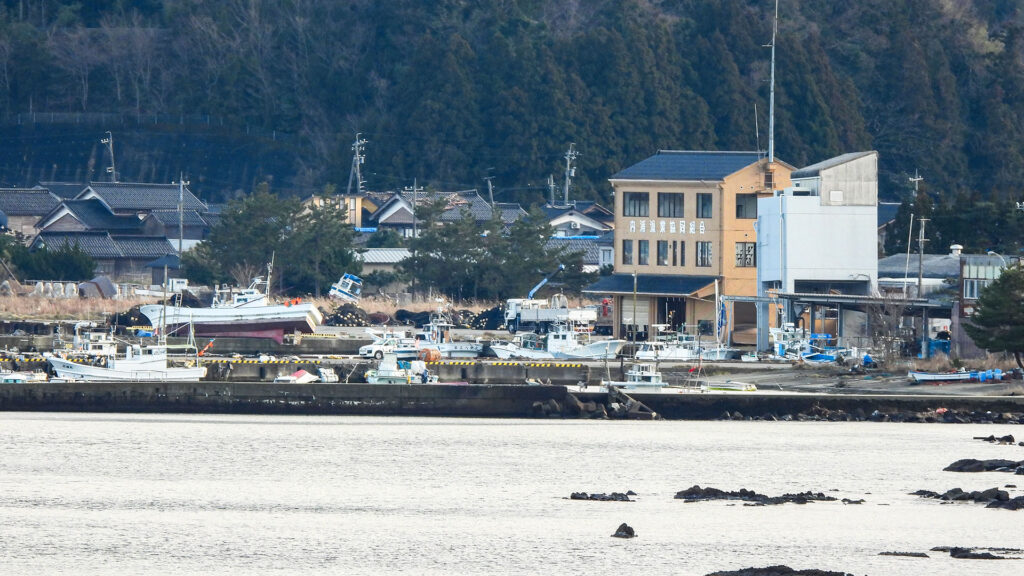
[347,133,367,195]
[767,0,778,165]
[562,143,578,207]
[100,131,118,182]
[484,175,495,206]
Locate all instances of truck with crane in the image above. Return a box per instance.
[503,265,597,333]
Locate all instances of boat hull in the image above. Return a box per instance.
[46,355,207,382]
[908,370,974,383]
[140,303,322,343]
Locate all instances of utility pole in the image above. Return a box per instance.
[175,173,189,256]
[917,217,929,297]
[101,131,118,182]
[909,170,923,194]
[405,179,424,298]
[547,175,556,207]
[562,143,578,207]
[347,133,367,196]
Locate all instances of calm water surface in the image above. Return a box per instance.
[1,413,1022,575]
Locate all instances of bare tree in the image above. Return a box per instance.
[866,294,911,367]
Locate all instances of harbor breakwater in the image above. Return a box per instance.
[3,380,1024,421]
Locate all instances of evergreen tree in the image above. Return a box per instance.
[964,266,1024,369]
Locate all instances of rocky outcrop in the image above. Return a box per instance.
[705,566,852,576]
[974,434,1016,444]
[674,485,838,506]
[611,523,636,538]
[943,459,1024,473]
[912,486,1024,509]
[931,546,1020,559]
[878,551,928,558]
[569,491,634,502]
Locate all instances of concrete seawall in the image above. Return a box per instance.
[585,392,1024,420]
[4,380,1024,420]
[0,381,568,418]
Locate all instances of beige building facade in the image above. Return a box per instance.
[587,151,792,343]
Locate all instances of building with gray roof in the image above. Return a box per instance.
[0,188,61,240]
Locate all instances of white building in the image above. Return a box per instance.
[756,151,879,348]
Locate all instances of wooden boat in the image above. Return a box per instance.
[908,370,973,383]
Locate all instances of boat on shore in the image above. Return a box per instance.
[139,275,322,344]
[490,322,624,360]
[365,352,438,384]
[908,369,1003,384]
[45,339,206,382]
[568,363,758,395]
[413,306,484,359]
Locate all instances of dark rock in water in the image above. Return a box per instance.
[569,491,633,502]
[986,496,1024,510]
[626,490,637,496]
[1016,467,1024,475]
[948,547,1006,560]
[841,498,865,504]
[975,434,1016,444]
[878,551,928,558]
[611,523,635,538]
[675,485,836,506]
[705,565,853,576]
[944,459,1024,473]
[914,487,1021,509]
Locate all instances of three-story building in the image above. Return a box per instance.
[586,150,792,342]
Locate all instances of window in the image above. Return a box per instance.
[696,241,712,267]
[736,194,757,219]
[678,241,684,266]
[672,241,678,266]
[622,239,633,265]
[964,279,991,300]
[638,240,649,266]
[657,193,684,218]
[735,242,756,267]
[696,193,713,218]
[657,240,669,266]
[624,192,649,217]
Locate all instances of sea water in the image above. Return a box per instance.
[1,413,1022,576]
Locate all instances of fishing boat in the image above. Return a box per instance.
[329,273,363,304]
[701,283,739,360]
[139,265,323,344]
[413,306,485,359]
[364,352,438,384]
[908,369,984,383]
[0,370,49,383]
[634,326,700,361]
[489,322,624,360]
[45,339,206,382]
[571,362,757,395]
[358,329,419,360]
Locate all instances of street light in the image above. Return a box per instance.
[986,250,1007,268]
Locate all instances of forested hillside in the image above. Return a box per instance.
[1,0,1023,216]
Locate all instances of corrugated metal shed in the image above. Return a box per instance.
[357,248,411,264]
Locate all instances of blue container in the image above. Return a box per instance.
[994,369,1003,381]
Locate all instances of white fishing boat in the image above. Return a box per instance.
[329,273,363,303]
[634,327,700,361]
[364,352,438,384]
[139,267,323,344]
[489,322,624,360]
[0,370,49,383]
[570,363,757,395]
[359,328,419,360]
[45,340,206,382]
[413,306,484,359]
[907,369,974,383]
